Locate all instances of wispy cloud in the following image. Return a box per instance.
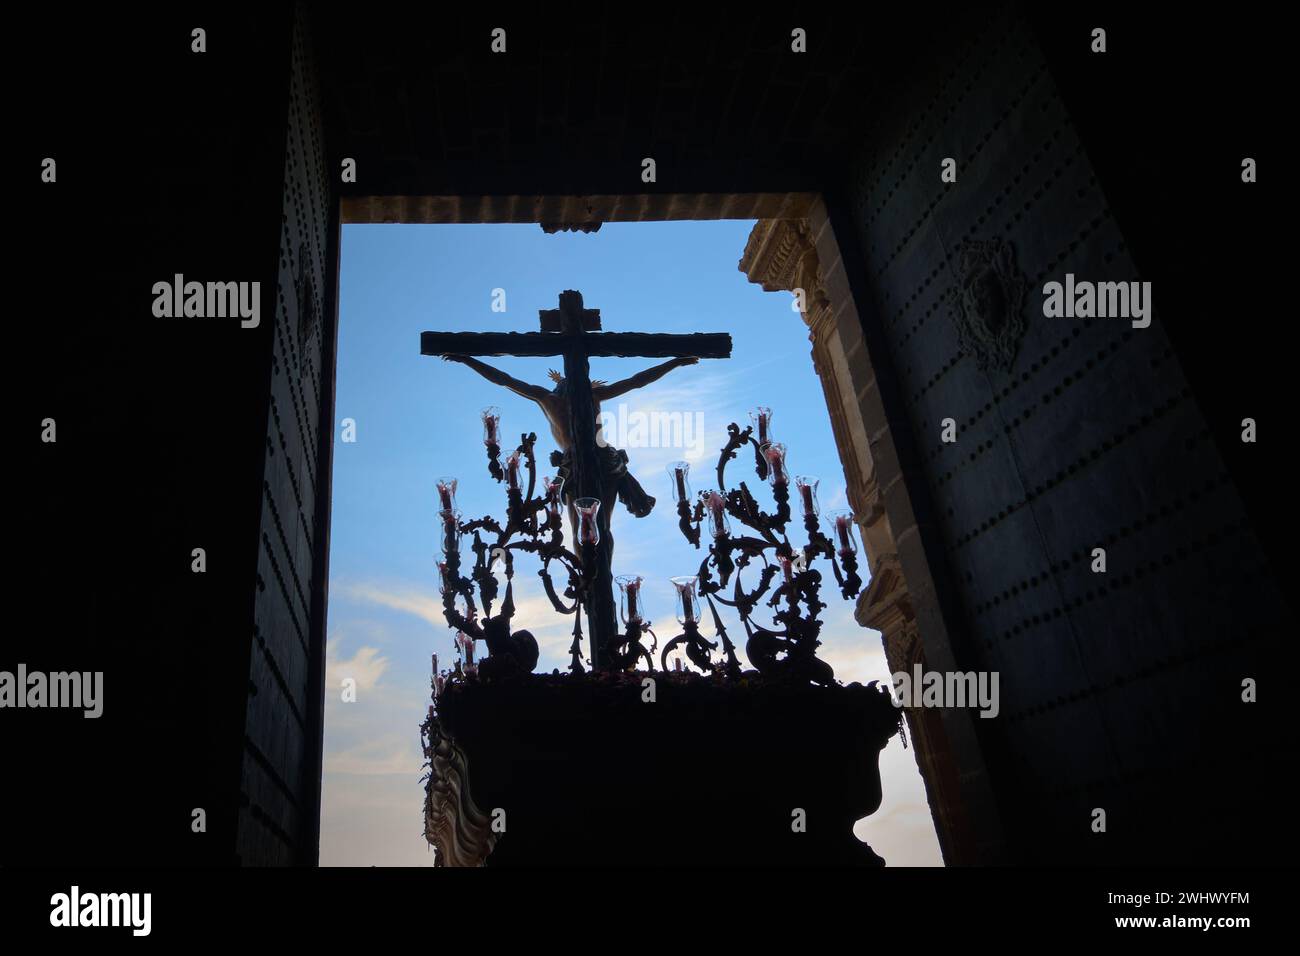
[325,644,391,694]
[338,581,444,628]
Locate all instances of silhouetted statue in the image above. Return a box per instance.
[421,290,731,665]
[441,352,697,556]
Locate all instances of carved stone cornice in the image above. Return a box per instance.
[738,219,828,320]
[855,552,911,631]
[423,712,498,867]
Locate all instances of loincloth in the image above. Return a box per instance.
[551,445,655,518]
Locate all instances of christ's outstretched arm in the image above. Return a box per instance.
[441,354,551,402]
[592,356,698,401]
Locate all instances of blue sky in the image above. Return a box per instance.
[320,220,943,866]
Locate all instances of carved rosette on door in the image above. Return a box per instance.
[950,237,1030,372]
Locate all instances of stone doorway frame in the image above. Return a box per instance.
[340,192,1002,865]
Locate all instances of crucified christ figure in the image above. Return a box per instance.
[441,353,698,557]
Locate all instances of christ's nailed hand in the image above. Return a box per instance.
[442,353,467,363]
[678,356,700,366]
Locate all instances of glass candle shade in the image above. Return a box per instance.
[436,476,458,515]
[671,575,701,626]
[706,490,730,538]
[749,406,774,447]
[764,442,789,486]
[481,406,501,446]
[456,630,476,665]
[825,509,858,557]
[542,474,565,519]
[574,497,601,546]
[504,450,522,491]
[616,574,644,625]
[779,554,795,584]
[794,476,820,518]
[667,461,692,504]
[437,559,453,595]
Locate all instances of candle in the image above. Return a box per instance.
[826,509,858,556]
[437,559,452,594]
[543,475,564,522]
[750,406,773,446]
[436,476,458,513]
[671,575,699,626]
[457,630,475,665]
[617,574,643,624]
[505,451,521,491]
[795,476,819,517]
[764,442,789,486]
[667,461,691,503]
[706,490,729,538]
[575,497,601,546]
[674,658,683,672]
[779,554,794,583]
[481,406,501,446]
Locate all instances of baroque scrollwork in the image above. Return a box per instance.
[421,711,498,867]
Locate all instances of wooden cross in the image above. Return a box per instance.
[421,290,732,667]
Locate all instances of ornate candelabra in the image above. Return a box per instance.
[433,405,861,688]
[435,407,596,677]
[664,407,862,686]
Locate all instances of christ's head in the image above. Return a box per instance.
[547,368,606,393]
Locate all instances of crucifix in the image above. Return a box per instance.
[421,290,732,667]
